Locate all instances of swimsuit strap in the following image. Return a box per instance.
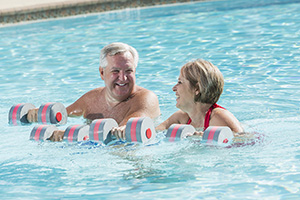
[186,103,225,129]
[187,118,192,124]
[204,103,225,130]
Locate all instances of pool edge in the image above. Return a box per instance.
[0,0,210,24]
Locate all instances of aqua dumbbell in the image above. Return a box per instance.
[37,102,67,125]
[30,125,58,141]
[201,126,233,145]
[8,103,36,125]
[9,102,67,125]
[166,124,234,145]
[89,118,118,144]
[63,124,90,142]
[30,124,89,142]
[165,124,196,142]
[125,117,156,144]
[90,117,156,145]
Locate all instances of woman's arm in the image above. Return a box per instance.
[210,108,244,133]
[156,110,189,131]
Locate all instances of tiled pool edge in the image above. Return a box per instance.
[0,0,209,24]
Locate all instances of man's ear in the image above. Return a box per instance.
[99,66,104,80]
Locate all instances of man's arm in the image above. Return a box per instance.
[119,89,160,126]
[66,98,85,117]
[111,89,160,140]
[66,88,102,118]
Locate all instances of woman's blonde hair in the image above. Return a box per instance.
[181,59,224,104]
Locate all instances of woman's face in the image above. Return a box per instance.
[172,71,195,111]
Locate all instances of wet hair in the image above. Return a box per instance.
[180,59,224,104]
[100,42,139,68]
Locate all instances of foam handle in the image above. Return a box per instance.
[37,102,67,125]
[30,125,57,141]
[8,103,35,125]
[202,126,234,145]
[166,124,196,142]
[63,125,90,142]
[89,118,118,144]
[125,117,156,144]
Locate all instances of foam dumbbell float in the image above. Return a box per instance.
[30,124,90,142]
[166,124,234,145]
[63,125,90,142]
[29,117,156,145]
[30,125,58,141]
[202,126,234,145]
[90,117,156,145]
[165,124,196,142]
[125,117,155,144]
[89,118,118,144]
[29,119,118,143]
[37,102,67,125]
[8,103,35,125]
[9,102,67,125]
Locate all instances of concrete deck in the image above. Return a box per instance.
[0,0,205,24]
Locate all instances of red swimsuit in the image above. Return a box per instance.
[187,103,225,130]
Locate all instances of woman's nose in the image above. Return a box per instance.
[172,84,177,92]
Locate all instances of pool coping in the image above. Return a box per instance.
[0,0,209,24]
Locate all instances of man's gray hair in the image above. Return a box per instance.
[100,42,139,68]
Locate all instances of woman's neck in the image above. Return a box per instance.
[186,102,212,128]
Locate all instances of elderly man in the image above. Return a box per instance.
[28,42,160,141]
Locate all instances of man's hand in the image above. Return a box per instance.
[111,125,126,140]
[27,108,38,123]
[49,130,65,142]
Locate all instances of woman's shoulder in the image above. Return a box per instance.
[211,107,243,133]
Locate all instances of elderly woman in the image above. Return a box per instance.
[156,59,243,134]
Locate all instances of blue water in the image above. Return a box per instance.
[1,0,300,199]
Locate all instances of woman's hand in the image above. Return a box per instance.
[193,131,204,137]
[185,131,203,138]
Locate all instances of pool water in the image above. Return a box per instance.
[1,0,300,199]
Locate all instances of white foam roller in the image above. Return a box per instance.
[166,124,196,142]
[37,102,67,125]
[202,126,233,145]
[125,117,156,144]
[63,125,90,142]
[89,118,118,143]
[30,125,58,141]
[8,103,36,125]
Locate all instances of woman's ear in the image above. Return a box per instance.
[195,83,200,95]
[99,66,104,80]
[194,83,201,102]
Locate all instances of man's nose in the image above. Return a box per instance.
[119,71,127,81]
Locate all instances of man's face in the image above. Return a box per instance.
[100,51,136,102]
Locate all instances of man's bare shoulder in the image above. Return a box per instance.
[134,86,157,99]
